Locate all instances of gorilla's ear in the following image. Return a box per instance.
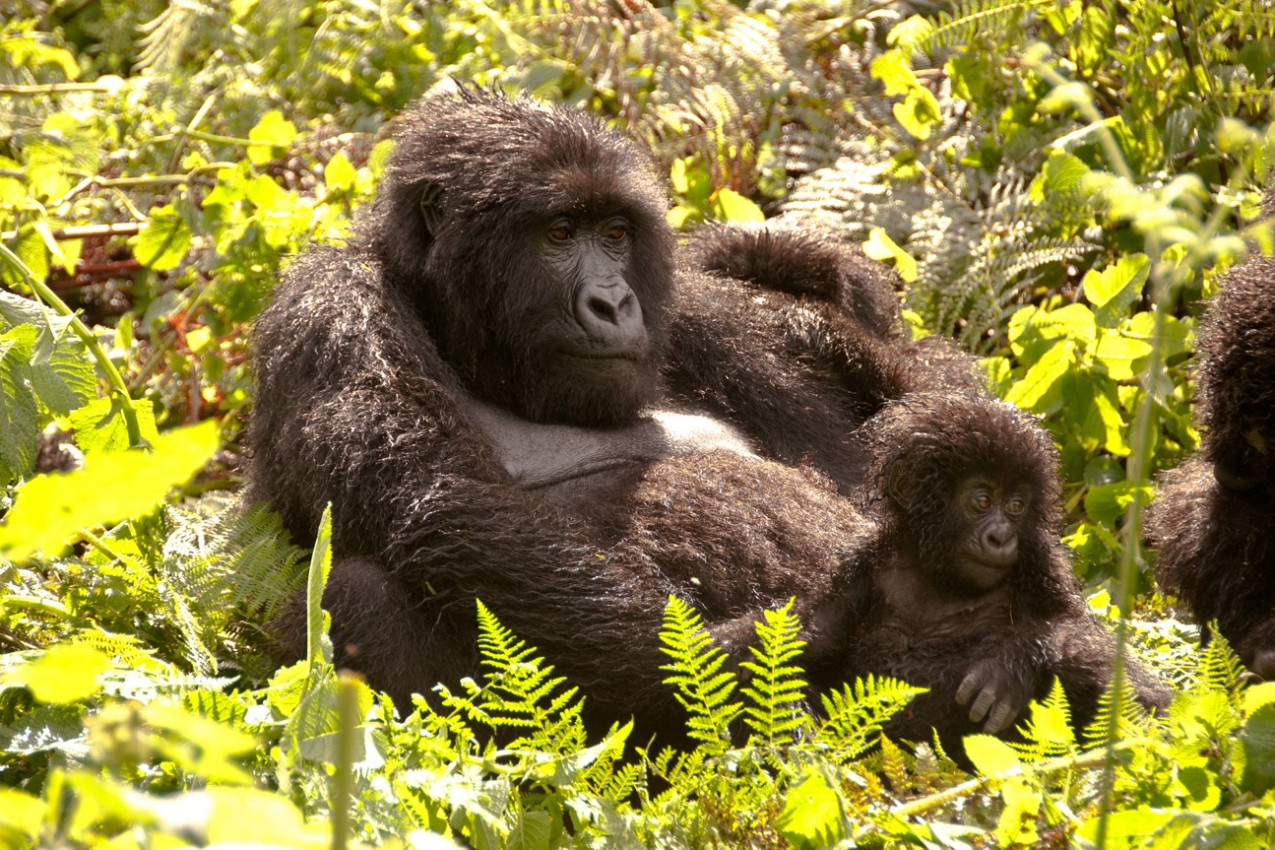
[886,463,914,509]
[419,182,445,236]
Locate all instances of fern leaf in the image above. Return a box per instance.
[910,0,1053,54]
[740,600,811,745]
[815,675,926,761]
[1081,671,1155,750]
[1011,678,1076,762]
[659,596,742,753]
[1198,626,1248,696]
[472,601,585,755]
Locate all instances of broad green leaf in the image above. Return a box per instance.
[204,787,318,845]
[1241,703,1275,794]
[0,292,96,417]
[0,325,39,483]
[307,504,336,670]
[28,317,96,416]
[1093,330,1153,382]
[1127,311,1192,361]
[869,50,916,97]
[712,188,765,223]
[0,788,45,839]
[324,151,356,193]
[1030,150,1090,204]
[507,810,553,850]
[1243,682,1275,714]
[145,702,257,784]
[946,53,989,103]
[995,778,1041,846]
[1006,339,1074,412]
[0,419,219,561]
[68,395,159,455]
[894,86,941,140]
[247,110,298,165]
[1076,808,1176,847]
[185,326,213,355]
[1009,303,1096,359]
[775,770,845,850]
[132,204,192,271]
[863,228,918,282]
[1066,374,1130,456]
[963,734,1021,777]
[7,643,110,703]
[1084,480,1150,526]
[1084,254,1149,327]
[1,226,49,289]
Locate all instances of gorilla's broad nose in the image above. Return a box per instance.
[576,278,645,348]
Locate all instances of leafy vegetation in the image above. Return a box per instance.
[3,0,1275,846]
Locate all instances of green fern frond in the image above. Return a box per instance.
[1197,627,1248,696]
[472,601,585,754]
[136,0,218,73]
[659,596,742,754]
[1081,672,1155,751]
[909,0,1054,54]
[740,599,810,746]
[224,502,309,622]
[815,675,926,761]
[1011,679,1076,762]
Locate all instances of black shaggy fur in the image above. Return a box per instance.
[684,221,905,339]
[815,393,1171,746]
[1148,247,1275,678]
[247,89,957,737]
[666,225,983,493]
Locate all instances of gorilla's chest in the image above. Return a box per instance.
[459,394,757,494]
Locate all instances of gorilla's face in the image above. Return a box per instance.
[414,184,671,428]
[373,94,675,428]
[502,209,664,426]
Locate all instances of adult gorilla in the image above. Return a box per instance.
[248,89,945,733]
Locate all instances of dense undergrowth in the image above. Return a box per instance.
[2,0,1275,847]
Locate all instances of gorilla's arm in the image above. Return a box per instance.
[663,274,931,490]
[683,222,905,339]
[249,250,761,718]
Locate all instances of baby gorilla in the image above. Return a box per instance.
[1149,240,1275,679]
[811,393,1170,746]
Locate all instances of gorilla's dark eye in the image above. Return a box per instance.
[549,222,573,242]
[604,221,628,241]
[971,491,993,513]
[1005,495,1026,517]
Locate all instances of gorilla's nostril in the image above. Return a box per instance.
[589,296,620,324]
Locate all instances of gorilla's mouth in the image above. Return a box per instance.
[959,557,1012,590]
[554,350,649,375]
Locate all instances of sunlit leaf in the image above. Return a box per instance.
[7,643,110,704]
[247,110,298,165]
[0,419,219,560]
[132,204,192,271]
[775,769,845,850]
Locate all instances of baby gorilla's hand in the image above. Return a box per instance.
[955,659,1031,734]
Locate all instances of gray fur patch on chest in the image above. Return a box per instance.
[459,395,757,489]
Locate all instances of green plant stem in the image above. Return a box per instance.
[0,82,121,95]
[1024,58,1138,850]
[857,743,1146,839]
[0,242,143,447]
[332,672,360,850]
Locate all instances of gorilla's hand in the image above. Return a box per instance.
[955,659,1032,734]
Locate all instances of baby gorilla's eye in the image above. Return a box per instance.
[604,221,628,241]
[971,491,993,512]
[1005,496,1026,517]
[548,223,572,242]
